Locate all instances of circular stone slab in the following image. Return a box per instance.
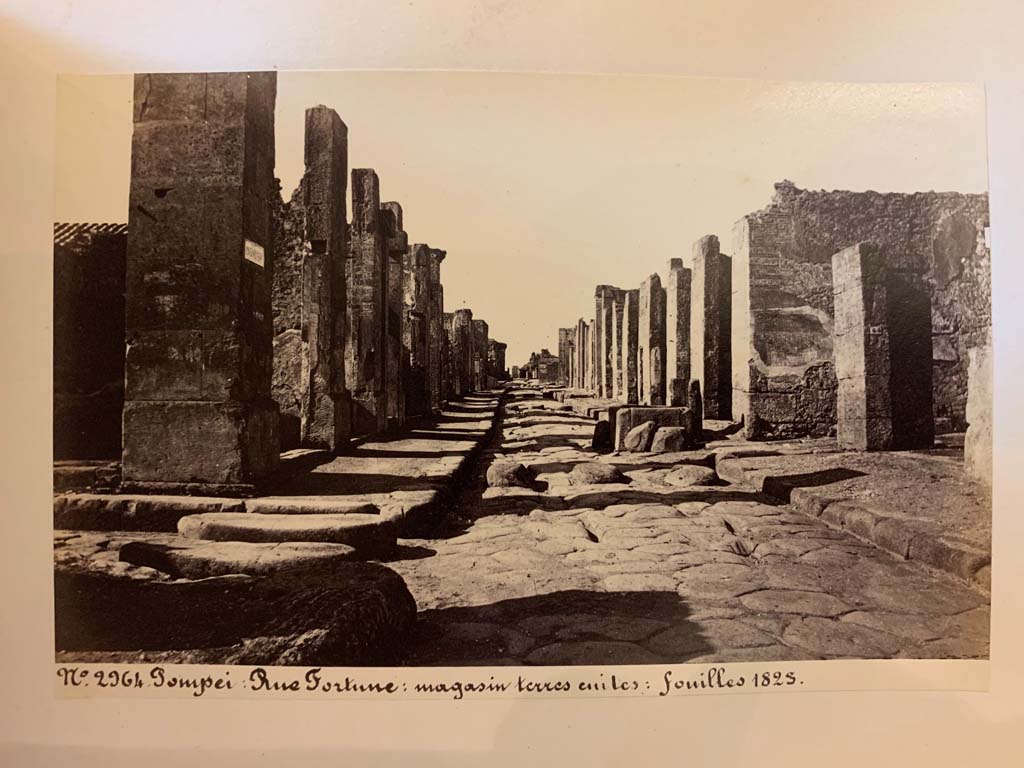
[177,513,395,555]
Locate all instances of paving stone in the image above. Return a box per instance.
[524,640,662,665]
[491,548,556,568]
[643,624,712,657]
[602,573,678,591]
[244,498,381,515]
[739,589,851,616]
[839,611,946,643]
[676,576,762,601]
[553,616,672,643]
[685,645,821,663]
[672,550,751,568]
[783,616,905,657]
[486,461,538,488]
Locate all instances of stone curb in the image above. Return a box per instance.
[53,392,507,538]
[714,453,991,594]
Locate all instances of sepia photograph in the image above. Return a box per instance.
[52,70,991,669]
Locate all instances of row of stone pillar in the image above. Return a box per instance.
[561,235,732,418]
[119,71,471,495]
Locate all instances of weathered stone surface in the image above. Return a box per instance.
[55,493,244,532]
[689,235,732,420]
[832,242,933,450]
[347,169,387,434]
[177,512,395,555]
[739,589,850,616]
[118,540,357,579]
[624,421,657,452]
[122,72,280,491]
[638,274,667,405]
[665,259,692,406]
[568,462,630,486]
[783,616,903,657]
[663,465,718,487]
[383,205,408,429]
[486,461,537,488]
[649,426,691,453]
[731,181,989,439]
[965,336,992,486]
[272,106,350,451]
[613,406,691,451]
[591,419,614,453]
[54,561,416,666]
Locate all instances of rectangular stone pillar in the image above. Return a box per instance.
[426,248,446,410]
[558,327,575,387]
[381,202,407,430]
[122,72,279,494]
[690,235,732,420]
[589,318,597,392]
[621,289,640,404]
[574,318,587,389]
[472,319,489,391]
[347,169,387,435]
[271,105,351,452]
[442,312,455,399]
[452,309,474,395]
[403,243,430,418]
[665,259,692,406]
[638,274,667,405]
[595,286,620,398]
[489,339,508,382]
[832,242,933,450]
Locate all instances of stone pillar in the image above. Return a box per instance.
[832,242,933,450]
[122,72,279,494]
[426,247,446,410]
[472,319,490,391]
[271,106,350,452]
[621,289,640,404]
[403,243,430,418]
[589,318,597,392]
[442,312,455,400]
[595,286,620,398]
[638,274,667,406]
[346,169,387,435]
[380,202,407,430]
[965,335,992,486]
[574,318,587,389]
[558,327,575,387]
[665,259,692,406]
[489,339,508,382]
[452,309,474,395]
[609,291,626,400]
[690,235,732,420]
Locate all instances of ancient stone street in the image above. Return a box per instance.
[389,388,989,665]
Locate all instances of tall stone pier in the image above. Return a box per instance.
[403,243,430,418]
[832,242,933,450]
[472,319,490,391]
[382,202,408,430]
[426,248,447,410]
[638,274,667,406]
[589,318,598,392]
[451,309,474,395]
[346,169,387,435]
[665,259,692,406]
[595,286,623,398]
[690,235,732,419]
[271,105,351,451]
[488,339,508,382]
[573,318,589,390]
[620,289,640,404]
[442,312,456,398]
[122,72,280,493]
[558,327,575,387]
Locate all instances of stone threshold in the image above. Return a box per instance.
[713,446,991,594]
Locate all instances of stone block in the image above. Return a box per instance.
[638,275,666,405]
[964,337,992,486]
[613,406,691,451]
[665,259,692,406]
[649,426,691,453]
[122,73,279,491]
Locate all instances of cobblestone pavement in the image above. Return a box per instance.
[387,394,990,665]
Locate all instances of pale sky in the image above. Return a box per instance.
[55,72,988,366]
